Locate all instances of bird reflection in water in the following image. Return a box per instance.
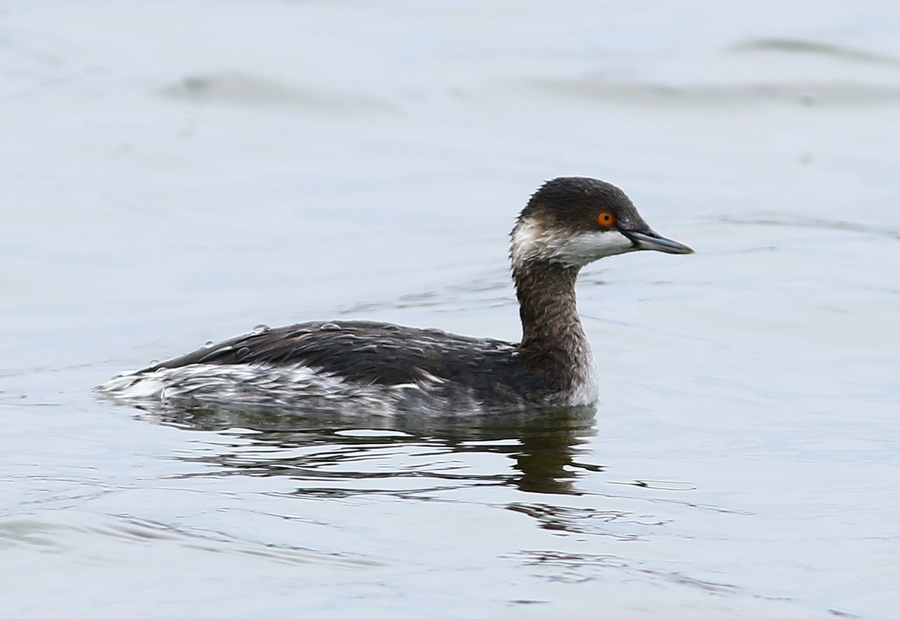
[132,401,600,495]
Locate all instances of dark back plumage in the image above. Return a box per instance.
[141,321,555,407]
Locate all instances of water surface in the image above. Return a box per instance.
[2,1,899,617]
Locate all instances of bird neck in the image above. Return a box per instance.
[512,260,594,390]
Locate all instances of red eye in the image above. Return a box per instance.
[597,211,616,227]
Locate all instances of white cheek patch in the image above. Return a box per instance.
[509,217,546,265]
[554,229,635,267]
[511,218,635,268]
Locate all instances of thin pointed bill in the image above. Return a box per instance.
[622,229,694,255]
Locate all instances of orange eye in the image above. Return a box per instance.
[597,211,616,227]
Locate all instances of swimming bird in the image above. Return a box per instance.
[98,177,693,414]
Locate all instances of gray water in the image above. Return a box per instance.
[3,1,900,617]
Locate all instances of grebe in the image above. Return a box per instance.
[98,177,693,414]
